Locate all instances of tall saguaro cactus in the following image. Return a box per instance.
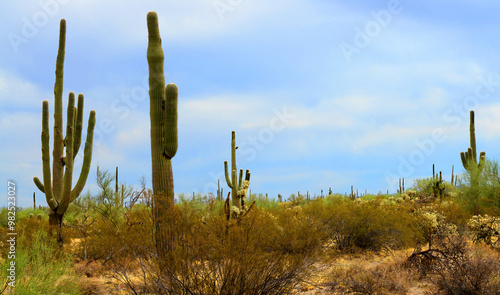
[224,131,251,209]
[147,12,178,266]
[147,11,178,203]
[33,19,96,243]
[460,111,485,187]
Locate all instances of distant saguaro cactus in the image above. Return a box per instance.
[460,111,485,187]
[33,19,96,244]
[224,131,251,209]
[432,165,445,198]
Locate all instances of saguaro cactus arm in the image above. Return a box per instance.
[238,169,243,189]
[224,161,233,188]
[164,84,178,158]
[73,93,84,157]
[70,108,96,203]
[224,131,238,207]
[59,92,76,215]
[33,100,58,209]
[243,169,250,186]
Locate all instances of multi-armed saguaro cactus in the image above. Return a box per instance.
[33,19,96,243]
[224,131,251,209]
[460,111,486,187]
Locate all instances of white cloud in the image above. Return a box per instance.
[475,103,500,141]
[0,70,49,109]
[3,0,344,49]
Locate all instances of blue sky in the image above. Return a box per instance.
[2,0,500,207]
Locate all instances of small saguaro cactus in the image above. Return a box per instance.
[33,19,96,244]
[451,165,455,187]
[460,111,485,187]
[224,131,251,209]
[217,179,224,202]
[432,165,445,198]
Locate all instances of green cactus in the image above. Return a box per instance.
[217,179,224,202]
[33,19,96,243]
[114,166,124,207]
[432,165,445,198]
[147,11,178,203]
[147,12,178,268]
[460,111,486,187]
[224,131,251,209]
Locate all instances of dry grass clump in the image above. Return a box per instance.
[66,203,154,262]
[325,254,413,294]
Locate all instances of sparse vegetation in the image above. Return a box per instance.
[3,172,500,293]
[4,10,500,295]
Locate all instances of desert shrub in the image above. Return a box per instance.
[458,159,500,214]
[271,203,323,255]
[412,177,446,196]
[317,200,419,253]
[287,193,309,206]
[468,214,500,248]
[405,234,500,294]
[0,207,23,229]
[68,203,154,262]
[12,207,48,222]
[177,192,214,211]
[0,213,50,262]
[0,228,80,294]
[413,206,458,249]
[246,193,280,210]
[430,241,500,295]
[13,214,54,249]
[433,200,471,231]
[109,203,321,294]
[405,235,468,278]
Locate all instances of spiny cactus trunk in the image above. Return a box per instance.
[48,210,64,243]
[147,11,178,202]
[52,19,66,203]
[147,11,179,270]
